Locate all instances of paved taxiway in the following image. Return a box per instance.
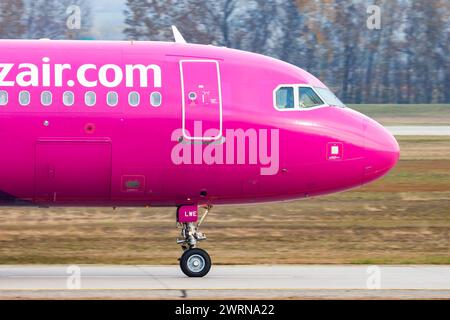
[0,265,449,299]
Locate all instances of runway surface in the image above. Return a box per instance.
[1,265,449,299]
[387,126,450,135]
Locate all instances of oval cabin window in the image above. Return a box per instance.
[41,91,52,106]
[150,92,162,107]
[19,91,31,106]
[0,91,7,106]
[128,92,140,107]
[107,92,118,107]
[85,91,96,107]
[63,91,75,106]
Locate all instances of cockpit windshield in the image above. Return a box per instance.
[275,87,295,109]
[315,87,346,107]
[274,85,345,111]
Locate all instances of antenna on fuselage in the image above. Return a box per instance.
[172,25,187,44]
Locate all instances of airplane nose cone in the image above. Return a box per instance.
[363,119,400,184]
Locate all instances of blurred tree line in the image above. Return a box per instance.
[123,0,449,104]
[0,0,448,104]
[0,0,91,40]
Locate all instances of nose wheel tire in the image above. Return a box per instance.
[180,248,211,277]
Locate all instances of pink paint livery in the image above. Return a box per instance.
[0,39,399,276]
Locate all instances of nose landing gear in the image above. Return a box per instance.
[176,205,212,277]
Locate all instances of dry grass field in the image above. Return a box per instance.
[0,134,449,265]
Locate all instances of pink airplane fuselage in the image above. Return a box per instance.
[0,40,399,207]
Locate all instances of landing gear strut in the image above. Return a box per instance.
[177,205,212,277]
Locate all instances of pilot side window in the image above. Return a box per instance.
[19,91,31,106]
[63,91,75,106]
[0,91,7,106]
[315,87,346,107]
[275,87,295,109]
[298,87,324,108]
[107,92,119,107]
[41,91,52,106]
[85,91,96,107]
[128,92,140,107]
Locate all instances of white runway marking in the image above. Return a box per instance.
[0,265,449,299]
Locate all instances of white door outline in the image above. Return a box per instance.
[180,59,223,141]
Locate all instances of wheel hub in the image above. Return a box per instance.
[187,254,205,272]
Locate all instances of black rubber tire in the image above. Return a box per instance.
[180,248,212,278]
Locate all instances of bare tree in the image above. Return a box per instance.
[0,0,26,39]
[25,0,91,40]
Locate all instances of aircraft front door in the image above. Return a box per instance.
[180,60,223,141]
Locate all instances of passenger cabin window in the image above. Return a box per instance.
[128,92,140,107]
[41,91,52,106]
[63,91,74,106]
[0,91,7,106]
[19,91,31,106]
[298,87,324,108]
[275,87,295,109]
[107,92,118,107]
[85,91,96,107]
[150,92,162,107]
